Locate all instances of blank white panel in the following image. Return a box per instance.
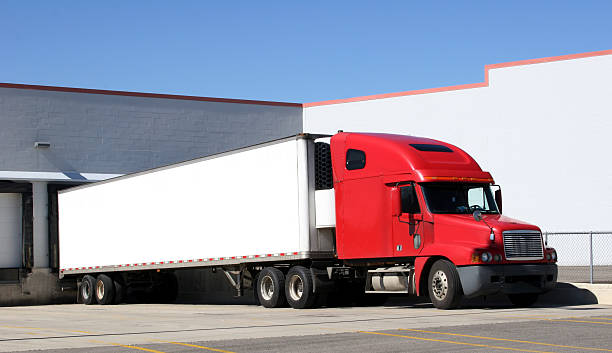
[0,193,22,268]
[59,140,304,269]
[304,55,612,232]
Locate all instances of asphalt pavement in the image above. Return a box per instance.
[1,300,611,352]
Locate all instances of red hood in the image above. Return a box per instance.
[434,213,539,232]
[432,213,541,249]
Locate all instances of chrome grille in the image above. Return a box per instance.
[503,230,544,260]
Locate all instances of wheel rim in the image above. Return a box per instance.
[288,274,303,301]
[260,275,274,301]
[431,270,448,300]
[81,281,91,300]
[96,280,105,300]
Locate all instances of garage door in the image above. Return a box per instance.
[0,193,22,268]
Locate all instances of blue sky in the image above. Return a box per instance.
[1,1,610,102]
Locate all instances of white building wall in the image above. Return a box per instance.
[303,53,612,233]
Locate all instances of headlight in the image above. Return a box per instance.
[546,253,551,260]
[481,252,492,262]
[493,254,501,262]
[551,251,557,261]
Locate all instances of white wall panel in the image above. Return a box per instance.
[0,193,22,268]
[59,139,305,270]
[304,54,612,232]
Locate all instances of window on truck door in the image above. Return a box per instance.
[400,184,420,214]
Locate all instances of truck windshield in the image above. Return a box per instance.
[421,183,499,214]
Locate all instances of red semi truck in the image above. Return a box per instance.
[59,132,557,309]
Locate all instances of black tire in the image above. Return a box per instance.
[257,267,286,308]
[95,274,115,305]
[285,266,317,309]
[508,293,539,307]
[428,259,463,309]
[112,277,126,304]
[80,275,96,305]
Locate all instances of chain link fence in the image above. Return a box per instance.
[544,232,612,284]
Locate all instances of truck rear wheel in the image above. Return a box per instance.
[285,266,316,309]
[257,267,286,308]
[80,275,96,305]
[95,274,115,305]
[428,259,463,309]
[508,293,539,307]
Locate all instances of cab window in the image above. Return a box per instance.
[346,149,366,170]
[400,184,420,214]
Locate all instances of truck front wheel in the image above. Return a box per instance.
[257,267,286,308]
[285,266,316,309]
[428,260,463,309]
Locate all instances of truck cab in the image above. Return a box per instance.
[328,132,557,309]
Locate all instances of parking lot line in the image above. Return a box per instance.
[153,340,236,353]
[358,331,553,353]
[398,328,612,352]
[89,340,167,353]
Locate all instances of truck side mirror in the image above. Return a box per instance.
[495,189,502,214]
[390,187,401,216]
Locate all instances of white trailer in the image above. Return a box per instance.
[59,135,337,307]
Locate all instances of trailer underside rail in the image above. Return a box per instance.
[60,251,335,278]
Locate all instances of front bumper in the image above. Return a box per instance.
[457,264,557,298]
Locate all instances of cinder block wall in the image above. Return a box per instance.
[0,87,303,175]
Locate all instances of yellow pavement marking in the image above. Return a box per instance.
[153,340,236,353]
[90,339,167,353]
[359,331,553,353]
[399,328,612,352]
[506,316,612,325]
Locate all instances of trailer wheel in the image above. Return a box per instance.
[428,259,463,309]
[257,267,286,308]
[95,274,115,305]
[285,266,316,309]
[508,293,539,307]
[80,275,96,305]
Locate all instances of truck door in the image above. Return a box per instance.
[391,183,424,257]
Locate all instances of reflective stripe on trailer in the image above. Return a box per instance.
[59,251,318,276]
